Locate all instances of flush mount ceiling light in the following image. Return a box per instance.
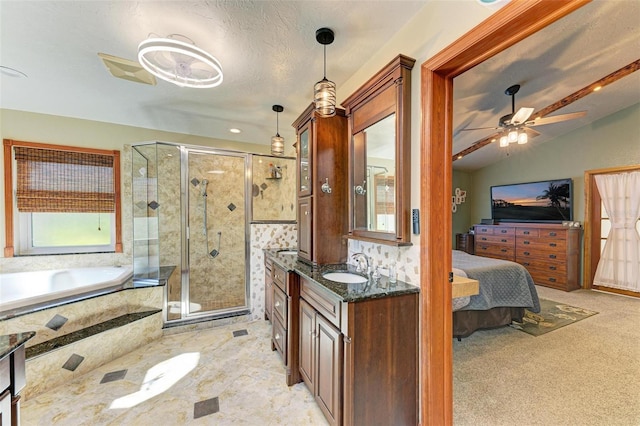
[313,28,336,118]
[137,34,223,89]
[271,105,285,156]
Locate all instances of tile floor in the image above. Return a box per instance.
[22,320,328,425]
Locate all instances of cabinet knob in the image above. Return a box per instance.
[524,251,530,256]
[304,210,309,216]
[549,254,557,259]
[548,278,557,283]
[549,232,557,236]
[550,243,557,247]
[501,239,507,243]
[275,333,281,340]
[501,230,507,233]
[550,266,557,270]
[274,301,280,307]
[523,241,530,245]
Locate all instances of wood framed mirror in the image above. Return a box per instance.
[342,54,415,245]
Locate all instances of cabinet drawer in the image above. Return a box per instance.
[300,277,341,329]
[520,259,567,275]
[517,238,566,251]
[539,229,567,239]
[272,315,287,364]
[475,244,515,260]
[517,247,566,262]
[273,264,287,292]
[474,226,494,235]
[475,234,514,245]
[272,286,287,324]
[516,228,540,237]
[528,270,566,289]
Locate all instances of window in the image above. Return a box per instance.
[3,139,122,256]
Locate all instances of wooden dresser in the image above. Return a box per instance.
[455,233,475,254]
[474,223,582,291]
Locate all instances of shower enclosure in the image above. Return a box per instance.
[132,142,250,324]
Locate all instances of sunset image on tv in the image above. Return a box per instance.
[491,179,572,222]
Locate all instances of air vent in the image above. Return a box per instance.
[98,52,156,85]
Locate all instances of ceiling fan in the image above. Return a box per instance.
[462,84,586,147]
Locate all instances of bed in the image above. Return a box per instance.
[452,250,540,338]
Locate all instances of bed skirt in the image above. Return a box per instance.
[453,307,524,339]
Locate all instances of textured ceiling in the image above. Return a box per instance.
[452,0,640,170]
[0,0,425,149]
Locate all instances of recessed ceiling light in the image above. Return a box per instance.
[0,65,27,78]
[229,128,241,134]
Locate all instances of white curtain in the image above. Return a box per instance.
[593,171,640,292]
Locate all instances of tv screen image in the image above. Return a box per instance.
[491,178,573,222]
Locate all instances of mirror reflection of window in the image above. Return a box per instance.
[354,114,396,233]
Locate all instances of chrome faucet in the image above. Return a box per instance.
[351,253,371,277]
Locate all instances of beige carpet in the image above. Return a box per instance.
[454,285,640,425]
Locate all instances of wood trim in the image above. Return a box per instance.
[3,138,123,256]
[419,1,589,424]
[583,164,640,291]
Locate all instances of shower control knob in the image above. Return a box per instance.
[321,178,332,194]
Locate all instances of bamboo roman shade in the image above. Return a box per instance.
[14,146,116,213]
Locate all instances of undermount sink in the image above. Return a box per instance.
[322,272,368,284]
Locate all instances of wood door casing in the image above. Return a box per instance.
[584,164,640,298]
[419,1,589,423]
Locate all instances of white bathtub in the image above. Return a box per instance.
[0,266,133,317]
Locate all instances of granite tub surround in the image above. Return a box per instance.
[0,286,163,399]
[250,223,297,320]
[21,321,328,425]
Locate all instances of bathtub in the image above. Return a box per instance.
[0,265,133,318]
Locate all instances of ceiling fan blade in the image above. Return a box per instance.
[511,107,535,125]
[528,110,587,126]
[523,127,541,138]
[461,126,501,131]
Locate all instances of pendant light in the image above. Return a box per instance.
[313,28,336,117]
[271,105,285,156]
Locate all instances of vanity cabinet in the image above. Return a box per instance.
[298,274,418,426]
[292,104,348,265]
[0,332,33,426]
[270,263,301,386]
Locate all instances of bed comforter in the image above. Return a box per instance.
[452,250,540,313]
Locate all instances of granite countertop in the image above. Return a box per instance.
[0,331,36,359]
[264,249,419,303]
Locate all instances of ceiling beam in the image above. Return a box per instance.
[453,58,640,161]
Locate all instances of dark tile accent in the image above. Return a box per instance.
[46,314,68,331]
[227,203,236,211]
[27,310,161,359]
[135,201,147,210]
[100,369,128,384]
[194,397,219,419]
[62,354,85,371]
[191,178,200,187]
[260,183,268,190]
[148,201,160,210]
[232,329,248,337]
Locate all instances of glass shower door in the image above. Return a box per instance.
[185,149,249,317]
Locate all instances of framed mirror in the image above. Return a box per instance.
[342,54,415,245]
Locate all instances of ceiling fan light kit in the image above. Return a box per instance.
[313,27,337,118]
[137,34,223,89]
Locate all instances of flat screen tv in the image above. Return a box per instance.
[491,178,573,223]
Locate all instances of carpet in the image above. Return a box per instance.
[510,299,598,336]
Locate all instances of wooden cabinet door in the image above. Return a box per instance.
[315,314,342,426]
[299,299,315,390]
[297,198,313,261]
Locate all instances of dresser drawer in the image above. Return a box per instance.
[273,264,287,292]
[520,259,567,275]
[300,277,341,329]
[476,234,514,245]
[475,226,514,236]
[272,315,287,363]
[518,237,566,251]
[516,228,540,237]
[517,247,566,262]
[539,229,567,239]
[272,286,287,324]
[475,244,515,260]
[528,270,566,289]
